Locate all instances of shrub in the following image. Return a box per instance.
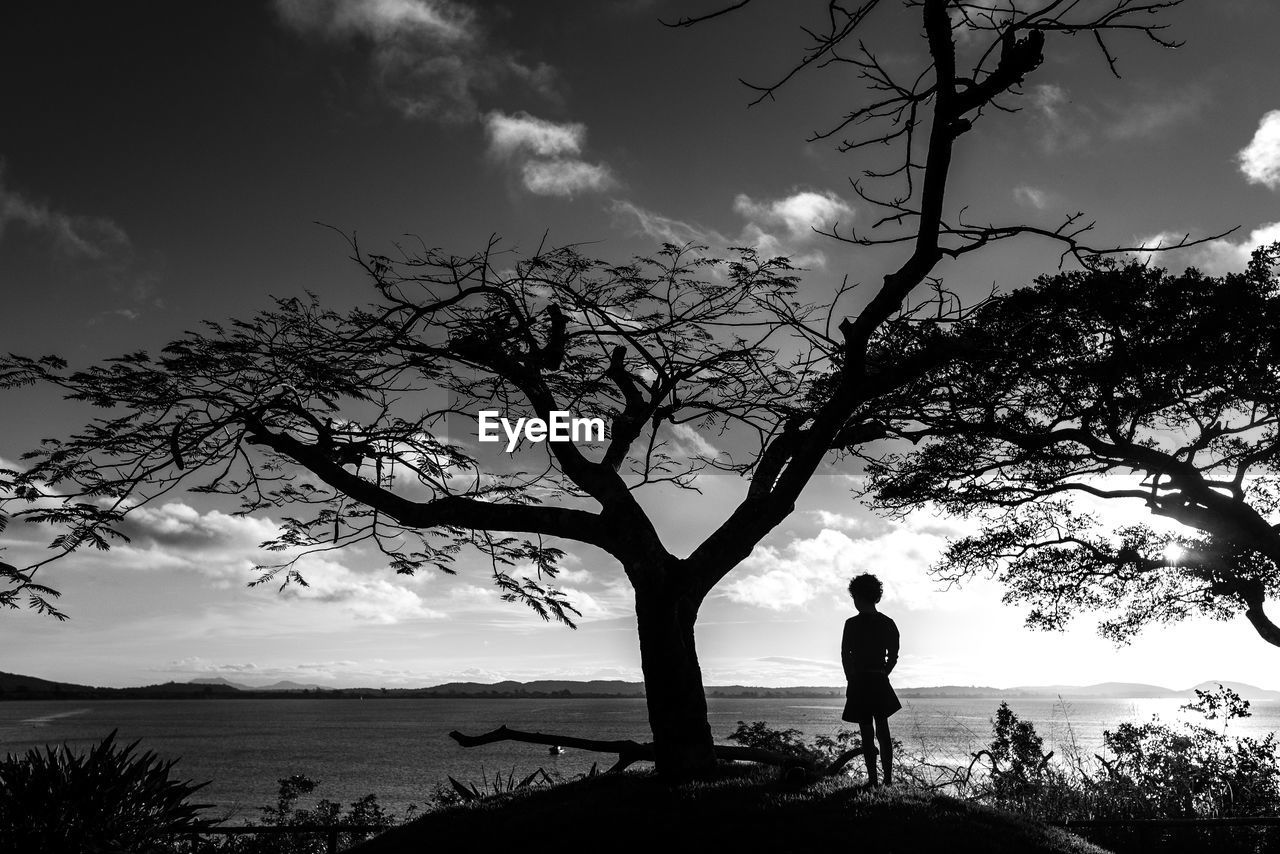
[227,774,410,854]
[970,687,1280,854]
[725,720,912,783]
[726,720,832,765]
[0,729,212,853]
[1088,686,1280,819]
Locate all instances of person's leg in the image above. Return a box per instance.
[859,719,878,786]
[875,715,893,785]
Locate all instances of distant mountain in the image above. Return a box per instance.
[897,685,1006,698]
[0,672,240,700]
[5,670,1280,701]
[260,680,323,691]
[130,680,242,695]
[191,677,322,691]
[1009,682,1183,699]
[422,679,647,697]
[1188,681,1280,701]
[191,676,254,690]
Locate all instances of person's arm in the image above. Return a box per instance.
[885,618,899,676]
[841,619,855,681]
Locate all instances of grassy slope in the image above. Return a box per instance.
[349,769,1109,854]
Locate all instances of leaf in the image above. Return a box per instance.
[447,776,478,802]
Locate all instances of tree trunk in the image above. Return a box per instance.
[634,584,717,780]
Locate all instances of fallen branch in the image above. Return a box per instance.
[449,725,862,776]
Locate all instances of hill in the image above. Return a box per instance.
[0,671,97,693]
[348,769,1105,854]
[191,677,323,691]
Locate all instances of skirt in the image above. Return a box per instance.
[841,671,902,723]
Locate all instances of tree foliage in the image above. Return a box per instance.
[0,0,1196,776]
[0,243,818,623]
[867,246,1280,646]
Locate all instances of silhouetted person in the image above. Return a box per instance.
[841,573,900,786]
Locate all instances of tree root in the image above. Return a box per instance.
[448,725,864,777]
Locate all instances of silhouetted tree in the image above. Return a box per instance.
[866,246,1280,648]
[1,1,1194,777]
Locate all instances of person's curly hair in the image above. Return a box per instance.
[847,573,883,603]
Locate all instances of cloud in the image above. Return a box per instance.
[114,503,442,623]
[810,510,894,537]
[159,656,416,686]
[1013,184,1050,210]
[1030,84,1091,153]
[0,163,131,262]
[702,655,844,687]
[279,0,476,40]
[732,191,853,241]
[667,423,721,458]
[1029,84,1205,153]
[610,201,723,246]
[273,0,555,122]
[1238,110,1280,190]
[721,528,863,611]
[277,556,445,623]
[520,159,615,196]
[1135,221,1280,274]
[612,188,854,268]
[720,513,982,613]
[1106,87,1209,141]
[486,112,585,158]
[484,111,615,197]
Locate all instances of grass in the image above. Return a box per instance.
[348,766,1110,854]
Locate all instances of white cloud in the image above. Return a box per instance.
[277,556,444,623]
[667,423,720,458]
[609,201,725,246]
[520,158,615,196]
[273,0,556,122]
[553,587,623,621]
[1135,221,1280,274]
[720,513,983,613]
[732,190,853,240]
[721,528,864,611]
[1013,184,1050,210]
[810,510,893,537]
[486,112,584,158]
[613,188,853,269]
[485,111,615,197]
[275,0,476,42]
[114,503,442,623]
[1238,110,1280,190]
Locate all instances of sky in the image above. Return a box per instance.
[3,0,1280,691]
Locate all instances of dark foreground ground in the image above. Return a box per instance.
[348,768,1108,854]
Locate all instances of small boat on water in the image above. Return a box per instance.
[549,745,564,755]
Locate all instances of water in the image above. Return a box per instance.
[2,696,1277,819]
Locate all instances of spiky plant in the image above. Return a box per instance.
[0,729,212,853]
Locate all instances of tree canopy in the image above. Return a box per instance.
[0,0,1196,777]
[2,243,816,620]
[867,245,1280,647]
